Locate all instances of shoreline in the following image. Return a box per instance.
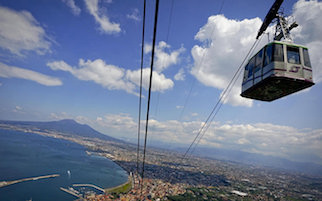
[104,173,133,194]
[0,126,132,195]
[85,150,133,194]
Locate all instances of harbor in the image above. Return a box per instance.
[60,183,106,198]
[60,187,83,199]
[73,184,105,193]
[59,174,133,199]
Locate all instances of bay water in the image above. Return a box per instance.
[0,129,128,201]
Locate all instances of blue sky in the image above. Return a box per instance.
[0,0,321,164]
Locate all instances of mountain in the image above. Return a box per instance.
[0,119,121,142]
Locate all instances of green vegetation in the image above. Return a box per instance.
[105,177,132,194]
[167,187,228,201]
[167,187,259,201]
[284,196,307,201]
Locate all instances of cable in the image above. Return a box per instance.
[186,39,259,158]
[186,36,263,158]
[165,0,174,42]
[174,0,225,137]
[136,0,147,184]
[153,0,174,117]
[164,0,227,196]
[190,34,263,157]
[140,0,160,197]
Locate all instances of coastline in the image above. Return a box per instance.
[104,173,133,194]
[85,150,134,195]
[0,126,132,195]
[2,122,322,200]
[85,150,133,194]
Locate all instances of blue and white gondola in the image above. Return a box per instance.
[241,41,314,101]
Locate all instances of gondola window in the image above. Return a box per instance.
[303,48,311,67]
[264,44,273,66]
[273,44,284,62]
[248,57,255,78]
[254,49,263,72]
[287,46,300,64]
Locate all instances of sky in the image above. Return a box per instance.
[0,0,321,165]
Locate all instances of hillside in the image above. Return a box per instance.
[0,119,121,142]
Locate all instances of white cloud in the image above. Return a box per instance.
[221,86,251,107]
[176,105,184,109]
[237,138,250,145]
[133,41,184,91]
[191,15,260,107]
[47,59,136,93]
[191,1,322,107]
[204,122,322,163]
[15,106,22,110]
[48,111,322,164]
[13,105,24,113]
[0,62,62,86]
[47,41,184,94]
[126,8,140,22]
[62,0,81,16]
[96,113,137,131]
[145,41,185,73]
[146,119,322,164]
[292,0,322,83]
[84,0,121,34]
[48,58,175,94]
[50,112,72,120]
[126,68,174,92]
[174,68,185,81]
[0,6,51,56]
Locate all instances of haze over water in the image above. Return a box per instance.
[0,129,128,201]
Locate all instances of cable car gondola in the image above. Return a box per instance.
[241,41,314,101]
[240,0,314,101]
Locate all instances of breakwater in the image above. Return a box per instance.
[0,174,60,188]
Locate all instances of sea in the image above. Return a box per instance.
[0,129,128,201]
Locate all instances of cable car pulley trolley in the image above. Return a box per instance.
[240,0,314,101]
